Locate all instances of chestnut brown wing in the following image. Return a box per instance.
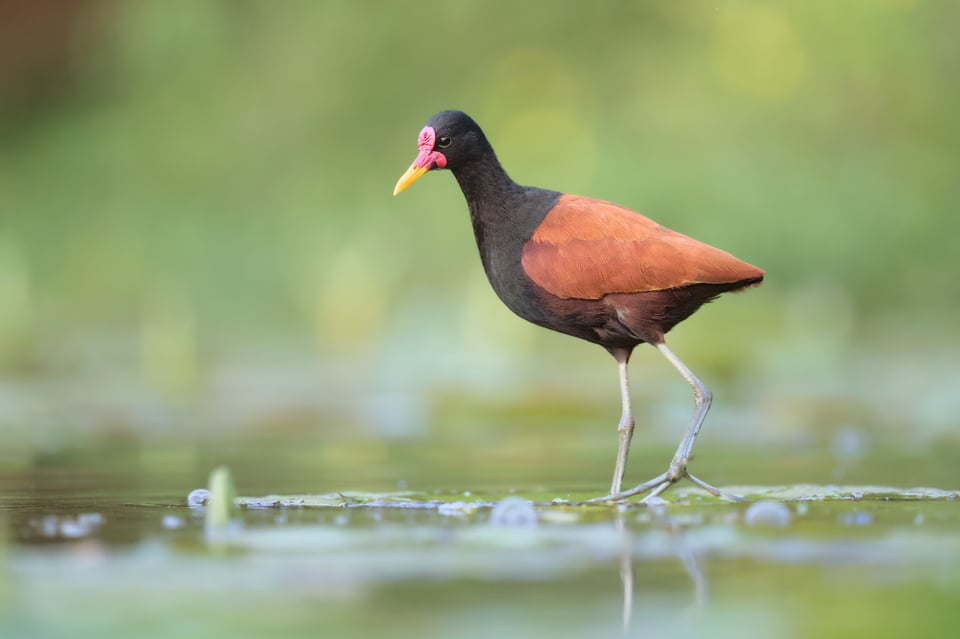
[521,194,764,300]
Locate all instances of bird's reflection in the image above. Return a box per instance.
[618,517,633,632]
[615,510,708,634]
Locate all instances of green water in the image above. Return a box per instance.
[2,439,958,639]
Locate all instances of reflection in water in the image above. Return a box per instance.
[17,512,105,542]
[616,512,633,632]
[617,511,708,634]
[677,537,707,612]
[2,481,960,639]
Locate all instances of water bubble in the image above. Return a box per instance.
[490,497,537,527]
[188,488,211,507]
[58,519,90,539]
[40,515,58,538]
[32,513,105,539]
[744,500,792,528]
[77,513,104,527]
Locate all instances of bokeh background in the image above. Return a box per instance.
[1,0,957,491]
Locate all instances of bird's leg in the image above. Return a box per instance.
[609,351,635,496]
[608,342,745,503]
[656,342,710,482]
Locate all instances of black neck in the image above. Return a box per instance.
[444,134,561,322]
[451,151,522,226]
[450,143,558,243]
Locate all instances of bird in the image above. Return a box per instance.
[393,110,763,502]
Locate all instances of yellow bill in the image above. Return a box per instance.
[393,163,430,196]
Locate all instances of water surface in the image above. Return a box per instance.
[1,439,957,639]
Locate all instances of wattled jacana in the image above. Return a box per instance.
[394,111,763,502]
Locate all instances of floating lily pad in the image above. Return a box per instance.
[233,485,959,510]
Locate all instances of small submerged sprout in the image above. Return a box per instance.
[204,466,243,543]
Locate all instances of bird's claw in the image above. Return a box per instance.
[586,466,746,504]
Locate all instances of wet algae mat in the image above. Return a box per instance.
[4,479,958,639]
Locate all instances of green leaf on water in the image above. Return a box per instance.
[233,485,958,510]
[728,485,960,502]
[237,491,424,508]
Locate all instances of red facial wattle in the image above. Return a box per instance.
[412,126,448,170]
[393,125,448,195]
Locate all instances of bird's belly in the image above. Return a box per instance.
[488,276,729,349]
[485,258,638,348]
[477,231,634,347]
[527,289,642,347]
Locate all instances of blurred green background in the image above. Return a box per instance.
[0,0,957,485]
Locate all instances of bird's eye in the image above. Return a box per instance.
[436,136,452,148]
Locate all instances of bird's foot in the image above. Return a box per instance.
[587,460,747,504]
